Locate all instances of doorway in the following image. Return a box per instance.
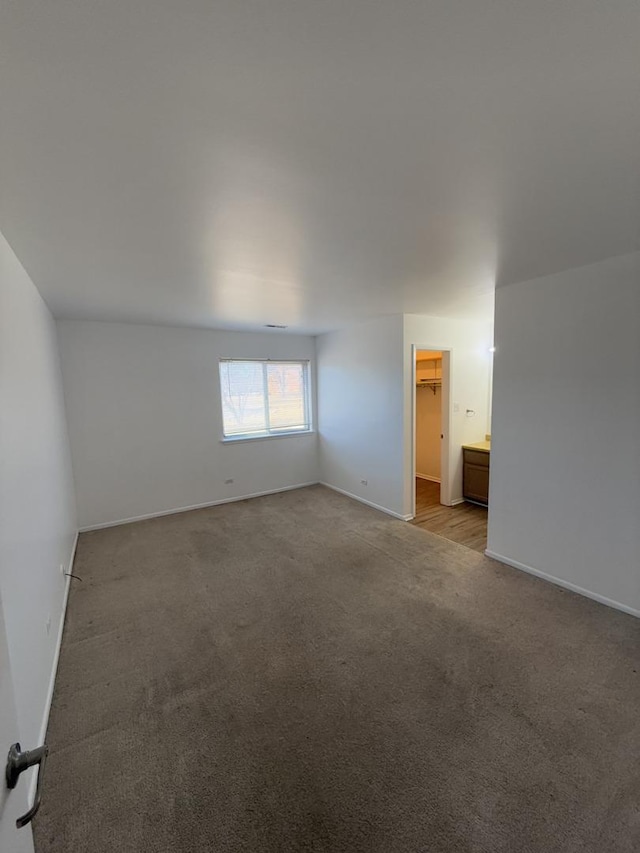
[410,346,451,515]
[415,349,444,494]
[410,345,488,552]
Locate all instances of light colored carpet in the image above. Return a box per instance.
[35,485,640,852]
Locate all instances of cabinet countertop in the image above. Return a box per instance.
[462,440,491,453]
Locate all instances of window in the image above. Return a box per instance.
[219,359,312,440]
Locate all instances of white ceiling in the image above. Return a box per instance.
[1,1,638,334]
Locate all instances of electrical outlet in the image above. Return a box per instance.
[224,478,234,485]
[360,479,368,486]
[45,615,52,636]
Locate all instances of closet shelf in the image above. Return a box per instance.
[416,379,442,394]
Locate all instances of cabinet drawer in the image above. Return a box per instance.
[463,449,490,468]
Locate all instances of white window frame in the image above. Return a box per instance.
[219,358,313,442]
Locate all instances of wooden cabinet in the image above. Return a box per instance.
[463,447,490,506]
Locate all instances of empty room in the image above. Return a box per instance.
[1,2,639,852]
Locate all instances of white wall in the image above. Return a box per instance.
[487,252,640,616]
[403,314,494,515]
[57,321,319,529]
[316,315,406,516]
[0,231,77,751]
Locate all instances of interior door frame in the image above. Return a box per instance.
[411,344,452,519]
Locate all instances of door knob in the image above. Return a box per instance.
[5,742,49,828]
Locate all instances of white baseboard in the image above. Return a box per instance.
[320,482,412,521]
[416,473,441,483]
[30,531,78,803]
[450,498,465,506]
[78,482,320,532]
[485,549,640,619]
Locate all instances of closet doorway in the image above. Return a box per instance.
[414,349,448,510]
[411,347,451,515]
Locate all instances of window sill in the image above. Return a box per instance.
[220,431,315,444]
